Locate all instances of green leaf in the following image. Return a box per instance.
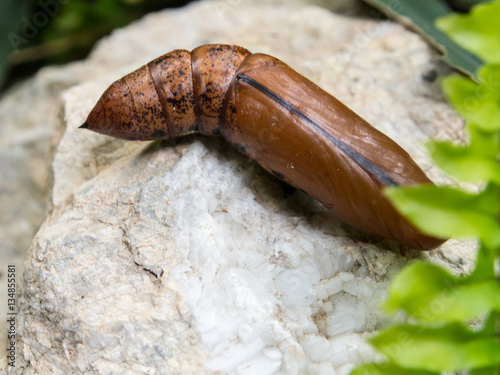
[385,184,500,248]
[482,312,500,335]
[361,0,483,78]
[427,125,500,183]
[349,362,437,375]
[383,262,500,322]
[370,322,500,371]
[466,123,500,156]
[442,65,500,131]
[436,0,500,64]
[469,244,499,281]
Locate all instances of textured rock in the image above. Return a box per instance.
[0,61,84,358]
[3,1,477,374]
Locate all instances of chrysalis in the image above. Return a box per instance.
[81,44,446,250]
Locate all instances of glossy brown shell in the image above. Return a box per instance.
[81,44,446,250]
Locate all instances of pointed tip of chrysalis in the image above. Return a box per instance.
[79,122,88,129]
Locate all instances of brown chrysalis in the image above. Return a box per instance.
[81,44,445,250]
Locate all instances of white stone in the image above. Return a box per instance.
[323,276,343,296]
[308,362,337,375]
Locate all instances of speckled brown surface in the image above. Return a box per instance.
[148,50,196,139]
[122,65,167,140]
[191,44,250,136]
[85,45,252,141]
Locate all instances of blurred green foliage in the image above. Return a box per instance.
[1,0,191,92]
[437,0,500,64]
[352,1,500,374]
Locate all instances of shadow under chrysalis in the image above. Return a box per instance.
[81,44,446,250]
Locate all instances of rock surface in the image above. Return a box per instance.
[0,54,85,359]
[2,1,476,374]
